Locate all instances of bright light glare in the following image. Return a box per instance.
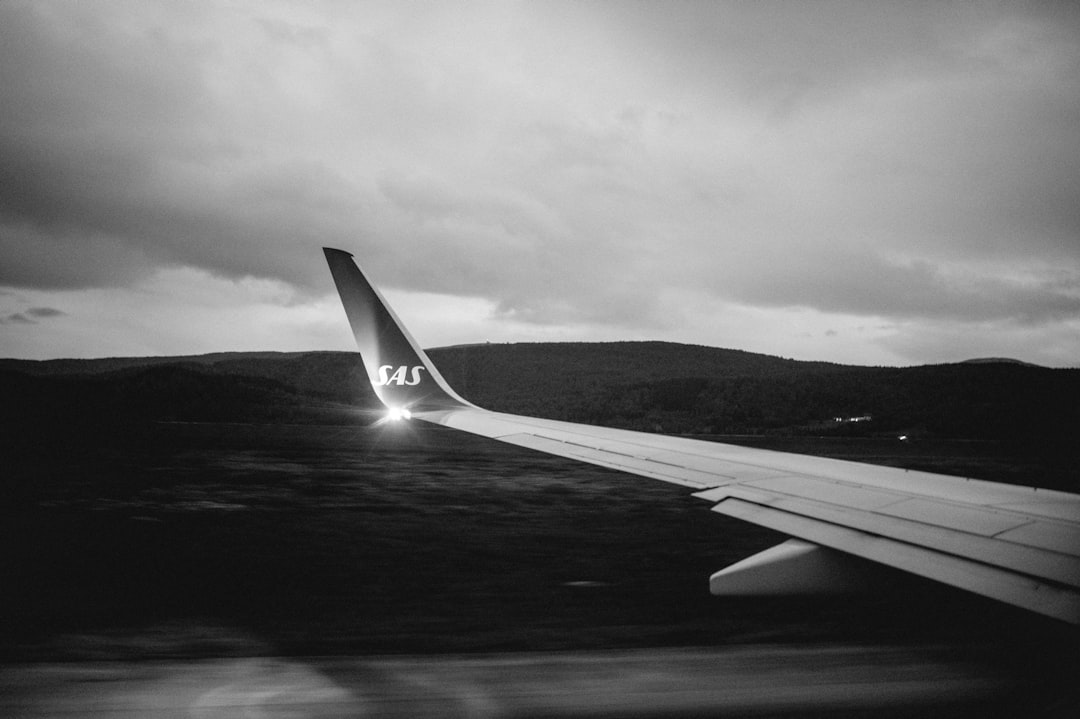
[387,407,412,421]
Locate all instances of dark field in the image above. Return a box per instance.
[3,418,1079,715]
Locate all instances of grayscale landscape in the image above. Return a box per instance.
[2,347,1077,716]
[3,2,1079,714]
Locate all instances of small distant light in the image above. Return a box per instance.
[387,407,411,421]
[898,435,908,441]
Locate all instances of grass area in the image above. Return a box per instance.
[2,419,1072,662]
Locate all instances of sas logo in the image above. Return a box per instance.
[376,365,427,386]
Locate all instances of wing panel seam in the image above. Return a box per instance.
[716,489,1080,587]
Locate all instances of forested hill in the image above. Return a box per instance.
[2,342,1077,442]
[428,343,1077,442]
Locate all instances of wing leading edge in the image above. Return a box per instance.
[323,248,1080,624]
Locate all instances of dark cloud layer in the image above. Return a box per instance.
[0,305,63,325]
[1,1,1077,364]
[0,3,355,293]
[0,313,34,325]
[27,307,64,318]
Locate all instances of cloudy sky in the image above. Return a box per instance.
[2,1,1078,367]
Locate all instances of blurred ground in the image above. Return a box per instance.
[2,420,1078,715]
[0,644,1057,718]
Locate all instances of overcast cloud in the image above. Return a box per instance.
[1,1,1078,365]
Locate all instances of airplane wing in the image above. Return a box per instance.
[323,247,1080,624]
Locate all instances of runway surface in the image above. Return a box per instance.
[0,643,1062,718]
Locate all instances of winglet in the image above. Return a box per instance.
[323,248,472,413]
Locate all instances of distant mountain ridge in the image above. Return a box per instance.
[2,342,1077,442]
[0,350,315,376]
[961,357,1043,367]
